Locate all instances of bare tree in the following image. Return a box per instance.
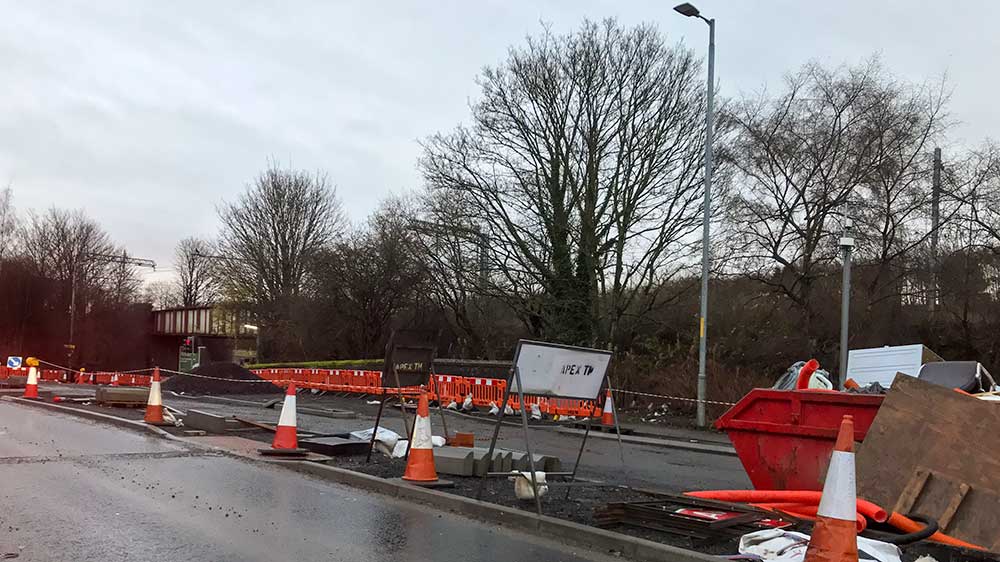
[20,208,115,289]
[722,58,948,331]
[142,280,182,309]
[174,237,218,307]
[217,162,344,305]
[315,198,427,357]
[217,162,343,360]
[421,19,708,346]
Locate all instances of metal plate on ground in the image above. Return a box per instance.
[298,437,369,456]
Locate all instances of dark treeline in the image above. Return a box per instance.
[4,20,1000,411]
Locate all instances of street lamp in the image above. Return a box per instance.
[838,218,855,390]
[675,2,716,427]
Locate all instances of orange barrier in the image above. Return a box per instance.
[19,361,601,418]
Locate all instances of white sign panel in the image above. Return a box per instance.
[514,340,612,400]
[6,356,22,369]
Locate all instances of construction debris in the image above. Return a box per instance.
[595,494,794,544]
[856,374,1000,551]
[739,529,901,562]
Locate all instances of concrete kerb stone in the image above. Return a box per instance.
[557,426,737,456]
[434,447,474,476]
[5,395,723,562]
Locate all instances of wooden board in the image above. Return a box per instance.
[856,375,1000,550]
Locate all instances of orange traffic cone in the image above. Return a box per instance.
[144,367,168,425]
[601,389,615,426]
[258,383,307,456]
[403,388,440,483]
[23,365,39,399]
[76,368,88,385]
[804,415,859,562]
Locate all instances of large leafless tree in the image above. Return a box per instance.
[173,237,218,307]
[217,162,343,306]
[421,19,709,346]
[722,58,949,331]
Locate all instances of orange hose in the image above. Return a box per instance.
[685,490,888,523]
[887,512,984,551]
[752,503,866,532]
[796,359,820,389]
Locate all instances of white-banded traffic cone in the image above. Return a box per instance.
[402,388,447,486]
[601,390,615,426]
[23,365,39,399]
[804,415,859,562]
[258,383,307,457]
[144,367,169,425]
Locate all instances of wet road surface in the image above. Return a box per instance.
[0,400,625,562]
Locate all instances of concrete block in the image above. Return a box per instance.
[470,448,507,476]
[1,376,26,388]
[94,386,149,406]
[183,409,238,433]
[500,450,562,472]
[434,447,474,476]
[493,451,513,472]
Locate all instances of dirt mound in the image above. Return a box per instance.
[161,362,281,396]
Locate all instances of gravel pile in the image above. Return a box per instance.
[162,362,281,396]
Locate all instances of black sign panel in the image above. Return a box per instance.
[381,329,437,388]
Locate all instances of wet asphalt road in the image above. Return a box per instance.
[0,400,625,562]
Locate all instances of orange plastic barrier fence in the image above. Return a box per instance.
[249,368,600,417]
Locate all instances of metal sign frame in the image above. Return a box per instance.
[476,339,624,516]
[366,329,447,463]
[512,339,613,400]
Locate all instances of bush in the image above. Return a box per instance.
[247,358,384,370]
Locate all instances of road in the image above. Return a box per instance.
[0,400,623,562]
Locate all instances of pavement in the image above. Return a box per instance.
[0,399,633,562]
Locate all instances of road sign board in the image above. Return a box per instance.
[179,350,198,373]
[513,340,612,400]
[6,356,22,369]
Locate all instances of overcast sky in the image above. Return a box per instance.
[2,1,998,283]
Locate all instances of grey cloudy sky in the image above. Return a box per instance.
[2,1,998,283]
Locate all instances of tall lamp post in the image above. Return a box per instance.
[674,2,715,427]
[838,218,855,390]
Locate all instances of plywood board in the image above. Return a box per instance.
[856,374,1000,550]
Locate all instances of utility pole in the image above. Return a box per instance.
[930,148,942,313]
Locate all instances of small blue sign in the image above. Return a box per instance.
[6,356,22,369]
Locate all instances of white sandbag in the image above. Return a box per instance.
[530,403,542,421]
[509,471,548,500]
[431,435,446,447]
[461,394,475,411]
[739,529,901,562]
[349,427,402,450]
[488,401,499,415]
